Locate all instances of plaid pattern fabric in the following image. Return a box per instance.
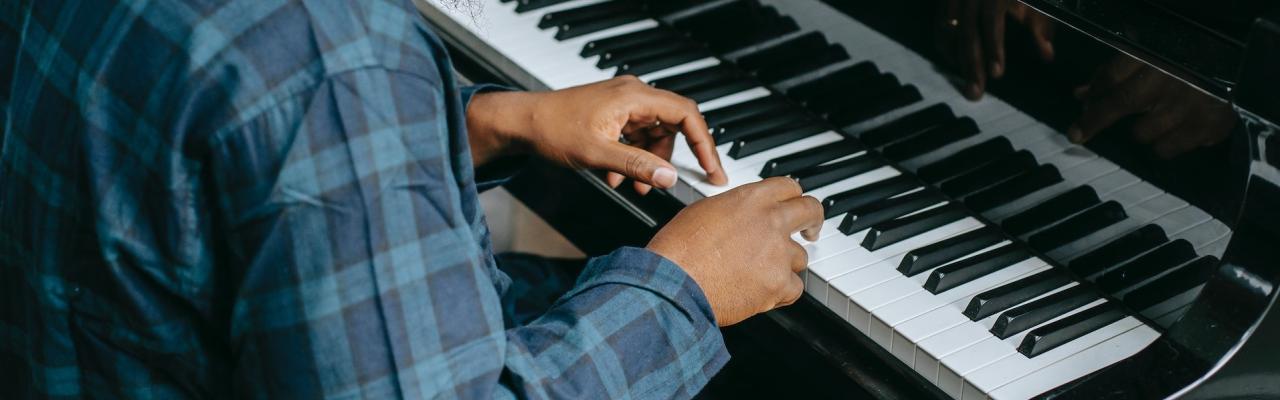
[0,0,729,398]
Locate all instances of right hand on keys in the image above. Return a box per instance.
[648,177,825,326]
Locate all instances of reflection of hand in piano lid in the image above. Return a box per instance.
[935,0,1057,100]
[1068,54,1239,159]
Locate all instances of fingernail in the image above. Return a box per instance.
[1068,126,1083,144]
[989,62,1003,78]
[967,83,983,99]
[654,167,678,188]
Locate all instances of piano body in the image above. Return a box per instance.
[412,0,1280,398]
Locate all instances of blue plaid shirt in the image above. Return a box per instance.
[0,0,729,398]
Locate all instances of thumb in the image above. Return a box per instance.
[591,142,680,188]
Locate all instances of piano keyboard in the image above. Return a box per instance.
[416,0,1233,398]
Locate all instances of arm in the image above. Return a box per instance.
[215,69,729,399]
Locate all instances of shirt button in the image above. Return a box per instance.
[69,285,82,298]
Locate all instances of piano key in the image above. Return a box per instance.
[538,0,638,28]
[813,216,981,287]
[1067,224,1169,280]
[581,26,674,57]
[617,46,711,76]
[856,103,955,148]
[1017,301,1128,357]
[733,31,830,72]
[683,79,759,103]
[790,154,883,192]
[728,120,827,158]
[990,285,1099,339]
[650,64,741,92]
[1096,239,1197,294]
[862,204,968,251]
[964,313,1147,399]
[702,94,790,125]
[717,131,846,175]
[839,189,942,235]
[897,112,1040,170]
[963,165,1063,213]
[826,85,923,127]
[597,39,693,68]
[1122,255,1217,313]
[805,165,902,206]
[965,269,1073,321]
[881,118,981,162]
[760,139,864,178]
[1043,193,1185,260]
[712,108,803,144]
[1027,201,1128,253]
[821,175,918,219]
[897,226,1004,277]
[759,45,851,83]
[923,244,1031,294]
[915,137,1015,183]
[986,324,1159,399]
[1002,186,1100,237]
[786,61,880,100]
[938,150,1037,197]
[801,73,902,112]
[556,12,648,40]
[515,0,577,13]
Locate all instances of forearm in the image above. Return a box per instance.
[500,247,730,399]
[465,90,537,167]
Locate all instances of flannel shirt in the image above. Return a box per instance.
[0,0,729,398]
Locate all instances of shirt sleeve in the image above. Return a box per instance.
[214,68,727,399]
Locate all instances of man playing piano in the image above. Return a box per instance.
[0,0,825,398]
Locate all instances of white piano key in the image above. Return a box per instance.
[637,57,721,82]
[986,324,1160,400]
[964,315,1146,399]
[698,87,773,112]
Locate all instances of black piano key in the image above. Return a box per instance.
[787,61,880,100]
[682,8,799,53]
[540,0,638,29]
[923,244,1030,294]
[838,190,941,235]
[882,118,981,161]
[801,73,900,113]
[862,205,967,251]
[827,85,923,127]
[684,79,758,103]
[582,27,674,57]
[990,285,1099,339]
[789,155,883,192]
[938,150,1037,197]
[556,13,648,40]
[729,120,826,159]
[898,226,1004,277]
[916,137,1014,183]
[650,65,740,92]
[821,175,918,219]
[713,111,805,145]
[1018,302,1127,357]
[760,140,864,178]
[735,32,828,73]
[1002,186,1100,237]
[857,104,954,148]
[598,40,691,69]
[759,45,850,83]
[964,270,1073,321]
[1068,225,1168,279]
[641,0,714,16]
[1027,201,1127,253]
[963,165,1063,213]
[1123,256,1217,313]
[516,0,575,13]
[703,96,792,127]
[617,47,709,76]
[1096,239,1197,294]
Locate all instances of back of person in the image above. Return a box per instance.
[0,0,483,397]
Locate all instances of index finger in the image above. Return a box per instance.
[778,195,824,241]
[636,88,728,185]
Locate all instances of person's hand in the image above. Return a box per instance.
[467,76,727,195]
[647,177,824,326]
[936,0,1056,100]
[1067,55,1237,158]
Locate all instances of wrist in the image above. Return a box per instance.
[466,91,538,164]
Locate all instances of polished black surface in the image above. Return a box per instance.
[435,0,1280,397]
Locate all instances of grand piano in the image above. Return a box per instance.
[411,0,1280,398]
